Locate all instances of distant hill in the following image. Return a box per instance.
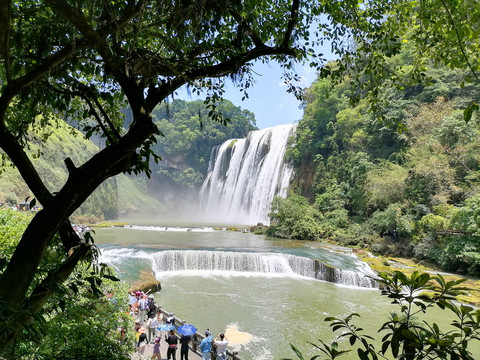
[0,99,257,222]
[0,119,159,222]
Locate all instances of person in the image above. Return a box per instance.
[136,328,148,357]
[151,337,161,360]
[138,295,149,323]
[155,309,164,338]
[199,331,213,360]
[214,333,229,360]
[147,294,157,316]
[148,316,160,343]
[128,292,138,313]
[165,329,178,360]
[179,332,191,360]
[166,312,175,325]
[133,321,142,333]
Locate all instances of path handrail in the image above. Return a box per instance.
[158,308,241,360]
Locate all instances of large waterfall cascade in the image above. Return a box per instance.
[199,123,296,225]
[148,250,377,288]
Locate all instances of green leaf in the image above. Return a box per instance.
[401,329,417,340]
[464,102,479,123]
[289,344,305,360]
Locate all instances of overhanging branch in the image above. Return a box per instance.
[283,0,300,48]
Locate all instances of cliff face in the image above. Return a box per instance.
[161,154,190,172]
[294,159,316,203]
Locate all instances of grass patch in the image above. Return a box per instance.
[355,249,480,306]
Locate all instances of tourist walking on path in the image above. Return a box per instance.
[199,331,213,360]
[147,316,160,343]
[136,328,148,357]
[138,295,149,323]
[151,337,161,360]
[180,333,191,360]
[214,333,229,360]
[165,329,178,360]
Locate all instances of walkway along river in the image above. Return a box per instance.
[133,308,241,360]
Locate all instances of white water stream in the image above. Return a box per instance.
[101,247,377,288]
[199,124,296,225]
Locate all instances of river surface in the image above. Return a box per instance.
[95,224,479,360]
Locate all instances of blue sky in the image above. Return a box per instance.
[175,18,338,130]
[177,60,318,129]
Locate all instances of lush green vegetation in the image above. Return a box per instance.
[269,47,480,276]
[2,0,334,349]
[150,99,257,189]
[0,208,133,359]
[0,120,118,223]
[2,0,479,355]
[0,99,254,221]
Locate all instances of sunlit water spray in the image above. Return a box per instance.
[199,124,296,225]
[100,248,377,288]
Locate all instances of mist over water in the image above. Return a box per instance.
[199,124,296,225]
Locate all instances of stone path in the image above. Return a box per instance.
[131,341,202,360]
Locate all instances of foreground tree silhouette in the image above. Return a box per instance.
[1,0,479,354]
[0,0,363,351]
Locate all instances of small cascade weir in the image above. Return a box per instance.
[149,250,377,288]
[199,124,296,225]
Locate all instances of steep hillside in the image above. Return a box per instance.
[0,119,156,222]
[270,55,480,276]
[145,99,258,209]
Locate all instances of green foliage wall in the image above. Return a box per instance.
[275,46,480,276]
[151,99,257,186]
[0,120,118,222]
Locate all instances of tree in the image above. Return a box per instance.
[0,0,379,351]
[0,209,132,360]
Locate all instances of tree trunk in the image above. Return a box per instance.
[0,108,157,351]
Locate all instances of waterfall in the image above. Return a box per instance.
[199,124,296,225]
[149,250,377,288]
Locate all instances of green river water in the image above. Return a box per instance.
[95,224,479,360]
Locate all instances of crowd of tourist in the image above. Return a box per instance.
[128,291,229,360]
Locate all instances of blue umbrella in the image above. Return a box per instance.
[157,324,175,331]
[177,324,197,336]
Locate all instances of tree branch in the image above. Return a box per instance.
[145,44,297,111]
[71,79,122,141]
[439,0,480,84]
[0,242,92,349]
[0,123,54,204]
[45,0,141,102]
[0,0,11,80]
[229,11,265,49]
[283,0,300,48]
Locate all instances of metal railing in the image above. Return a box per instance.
[158,308,241,360]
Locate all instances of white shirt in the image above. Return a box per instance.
[216,340,229,354]
[149,318,159,329]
